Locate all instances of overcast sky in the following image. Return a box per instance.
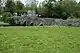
[20,0,80,5]
[20,0,44,4]
[76,0,80,2]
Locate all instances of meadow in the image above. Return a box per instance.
[0,26,80,53]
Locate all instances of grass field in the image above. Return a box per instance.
[0,26,80,53]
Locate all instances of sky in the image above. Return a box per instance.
[20,0,80,5]
[76,0,80,2]
[20,0,44,5]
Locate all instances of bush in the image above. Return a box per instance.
[8,18,16,26]
[61,12,68,20]
[74,11,80,18]
[2,12,12,22]
[0,15,3,21]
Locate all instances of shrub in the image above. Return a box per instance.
[2,12,12,22]
[0,15,3,21]
[74,11,80,18]
[61,12,68,20]
[8,18,16,26]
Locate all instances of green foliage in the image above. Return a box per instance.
[73,2,80,18]
[0,15,2,21]
[53,0,77,19]
[0,0,1,14]
[8,18,15,25]
[0,27,80,53]
[25,6,33,10]
[25,4,37,11]
[73,11,80,18]
[44,0,56,17]
[15,1,24,11]
[2,12,12,22]
[37,1,49,17]
[37,5,47,17]
[15,1,24,16]
[38,0,80,19]
[5,0,15,15]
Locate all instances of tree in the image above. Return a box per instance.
[45,0,56,17]
[15,1,24,11]
[2,12,12,22]
[53,0,77,19]
[0,0,2,14]
[42,0,78,19]
[9,18,15,25]
[73,2,80,18]
[5,0,15,15]
[37,2,48,17]
[15,1,24,16]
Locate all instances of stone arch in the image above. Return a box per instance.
[39,23,44,26]
[17,22,20,26]
[68,23,72,26]
[30,22,34,26]
[23,21,26,26]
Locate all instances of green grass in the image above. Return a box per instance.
[0,26,80,53]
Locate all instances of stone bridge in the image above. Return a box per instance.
[11,16,80,27]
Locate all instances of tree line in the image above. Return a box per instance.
[0,0,80,23]
[37,0,80,19]
[0,0,27,22]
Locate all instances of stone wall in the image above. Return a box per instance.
[12,16,80,27]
